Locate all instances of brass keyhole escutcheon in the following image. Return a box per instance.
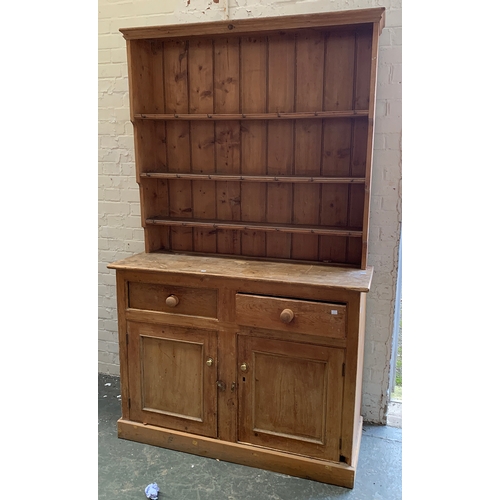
[206,357,214,367]
[240,362,248,372]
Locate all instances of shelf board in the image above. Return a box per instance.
[119,9,385,40]
[134,110,368,121]
[146,217,363,237]
[109,253,374,291]
[140,173,365,184]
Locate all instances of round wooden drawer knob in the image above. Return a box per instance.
[165,295,179,307]
[280,308,294,324]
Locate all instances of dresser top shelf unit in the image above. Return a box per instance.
[121,8,384,269]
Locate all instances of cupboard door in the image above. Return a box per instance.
[238,336,344,461]
[127,321,217,438]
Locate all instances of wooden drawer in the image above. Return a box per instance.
[235,294,346,339]
[128,282,218,318]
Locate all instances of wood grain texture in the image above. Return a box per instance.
[142,173,365,183]
[353,293,367,450]
[129,40,169,251]
[164,39,193,251]
[292,31,324,260]
[266,33,295,258]
[142,178,170,252]
[127,321,218,437]
[217,288,238,442]
[237,326,347,350]
[116,273,130,419]
[361,24,380,269]
[146,217,362,237]
[108,252,374,292]
[340,292,362,464]
[235,294,346,339]
[240,35,268,256]
[319,119,351,263]
[319,30,357,263]
[134,110,368,120]
[188,38,217,253]
[350,415,364,471]
[125,309,219,331]
[214,37,241,254]
[348,28,373,266]
[117,419,356,488]
[238,336,344,461]
[141,335,204,417]
[119,8,385,40]
[128,282,218,318]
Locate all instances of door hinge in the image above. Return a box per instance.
[339,437,342,449]
[126,333,129,345]
[128,398,131,410]
[342,363,345,377]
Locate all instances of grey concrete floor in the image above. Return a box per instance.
[387,401,402,429]
[99,374,402,500]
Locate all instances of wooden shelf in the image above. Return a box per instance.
[140,173,366,184]
[119,9,385,40]
[146,217,363,237]
[134,110,369,121]
[108,252,374,291]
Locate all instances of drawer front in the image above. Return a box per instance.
[235,294,346,339]
[128,282,217,318]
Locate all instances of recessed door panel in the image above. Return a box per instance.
[238,336,344,461]
[128,321,217,437]
[252,352,327,443]
[141,336,204,420]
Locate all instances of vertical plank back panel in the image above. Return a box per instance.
[142,178,171,251]
[319,31,356,264]
[240,36,268,256]
[361,24,379,269]
[354,29,372,111]
[292,32,325,260]
[129,41,166,177]
[164,39,193,251]
[214,38,241,255]
[129,40,169,251]
[266,34,295,259]
[188,39,217,253]
[347,28,372,265]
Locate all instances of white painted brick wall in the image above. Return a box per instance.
[98,0,402,424]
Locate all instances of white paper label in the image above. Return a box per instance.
[331,310,338,315]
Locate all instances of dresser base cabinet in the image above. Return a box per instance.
[108,253,373,488]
